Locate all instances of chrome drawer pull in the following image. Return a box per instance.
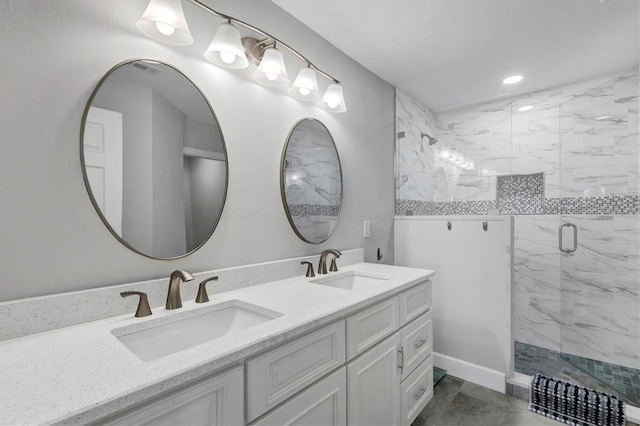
[414,386,427,400]
[414,338,427,349]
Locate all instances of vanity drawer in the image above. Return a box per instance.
[398,281,431,325]
[400,310,432,381]
[246,320,346,422]
[346,297,399,359]
[251,367,347,426]
[400,355,433,426]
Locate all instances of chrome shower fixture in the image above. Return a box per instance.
[420,132,438,145]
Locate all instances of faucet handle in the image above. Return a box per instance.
[120,291,152,317]
[329,257,339,272]
[301,261,315,277]
[196,276,218,303]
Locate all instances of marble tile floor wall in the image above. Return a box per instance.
[514,341,640,407]
[412,374,640,426]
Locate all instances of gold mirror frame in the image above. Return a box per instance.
[80,59,229,260]
[280,118,343,244]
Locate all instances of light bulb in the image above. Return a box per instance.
[265,72,278,81]
[155,21,176,36]
[439,146,451,159]
[219,51,236,64]
[327,100,338,109]
[298,87,311,96]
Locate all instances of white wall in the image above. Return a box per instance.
[0,0,395,301]
[395,216,513,393]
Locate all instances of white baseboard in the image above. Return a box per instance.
[434,352,506,393]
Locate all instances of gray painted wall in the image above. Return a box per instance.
[0,0,395,302]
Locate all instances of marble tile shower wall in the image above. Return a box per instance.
[395,70,639,370]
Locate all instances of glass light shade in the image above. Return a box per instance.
[289,68,320,101]
[253,48,290,87]
[136,0,193,45]
[204,22,248,69]
[321,83,347,113]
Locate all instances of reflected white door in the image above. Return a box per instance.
[83,106,123,234]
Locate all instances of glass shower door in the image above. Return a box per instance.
[558,71,639,406]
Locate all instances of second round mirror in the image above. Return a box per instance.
[281,119,342,244]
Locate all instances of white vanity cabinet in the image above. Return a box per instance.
[95,280,432,426]
[97,365,243,426]
[346,280,432,426]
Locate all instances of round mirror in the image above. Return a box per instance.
[81,59,228,259]
[281,119,342,244]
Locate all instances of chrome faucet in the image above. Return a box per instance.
[318,249,342,274]
[166,269,194,310]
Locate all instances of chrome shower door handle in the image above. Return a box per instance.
[559,223,578,253]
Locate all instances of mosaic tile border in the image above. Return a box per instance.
[287,204,340,217]
[545,196,639,215]
[396,195,638,216]
[395,199,497,216]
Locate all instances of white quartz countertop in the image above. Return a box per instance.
[0,262,434,425]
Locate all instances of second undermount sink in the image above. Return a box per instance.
[112,300,282,362]
[310,270,390,291]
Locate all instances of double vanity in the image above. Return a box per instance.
[0,254,434,425]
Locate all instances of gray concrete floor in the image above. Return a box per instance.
[411,374,638,426]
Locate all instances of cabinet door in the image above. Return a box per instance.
[252,367,347,426]
[347,333,401,426]
[100,366,243,426]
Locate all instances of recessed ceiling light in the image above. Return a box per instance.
[595,115,611,121]
[503,75,523,85]
[518,105,533,112]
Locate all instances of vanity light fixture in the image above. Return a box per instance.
[290,66,321,101]
[137,0,347,113]
[204,21,248,69]
[503,75,523,85]
[253,43,290,87]
[137,0,193,45]
[321,83,347,113]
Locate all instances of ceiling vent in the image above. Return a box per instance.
[130,60,162,75]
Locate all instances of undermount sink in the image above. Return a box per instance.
[112,300,282,361]
[310,270,390,290]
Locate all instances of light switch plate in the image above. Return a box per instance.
[363,221,371,238]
